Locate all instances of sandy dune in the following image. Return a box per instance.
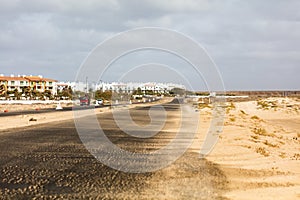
[203,97,300,199]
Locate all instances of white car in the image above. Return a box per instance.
[96,99,103,105]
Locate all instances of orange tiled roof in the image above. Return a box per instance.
[0,76,27,81]
[24,76,57,82]
[42,78,57,82]
[0,76,57,82]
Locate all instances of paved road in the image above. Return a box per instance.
[0,105,103,117]
[0,100,228,199]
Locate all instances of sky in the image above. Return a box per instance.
[0,0,299,90]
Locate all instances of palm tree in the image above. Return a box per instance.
[43,89,52,100]
[0,84,7,99]
[36,91,44,100]
[31,89,38,100]
[60,86,73,100]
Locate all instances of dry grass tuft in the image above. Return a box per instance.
[240,110,247,115]
[263,140,279,148]
[226,102,236,114]
[292,153,300,160]
[256,147,270,157]
[251,115,260,120]
[229,102,236,109]
[279,152,286,158]
[251,135,259,140]
[253,127,267,135]
[257,100,270,110]
[252,127,275,137]
[198,103,211,109]
[257,100,278,110]
[229,117,236,122]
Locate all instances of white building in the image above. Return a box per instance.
[57,81,88,93]
[95,82,185,94]
[54,80,186,95]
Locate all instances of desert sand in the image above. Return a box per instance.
[200,97,300,199]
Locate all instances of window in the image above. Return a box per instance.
[49,82,52,85]
[11,81,15,85]
[20,81,24,85]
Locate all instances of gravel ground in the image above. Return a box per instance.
[0,101,228,199]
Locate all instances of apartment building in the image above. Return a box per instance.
[0,74,57,96]
[0,76,29,92]
[25,75,57,94]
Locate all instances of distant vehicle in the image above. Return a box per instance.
[79,95,90,106]
[96,99,103,105]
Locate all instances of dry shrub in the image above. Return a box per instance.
[198,103,211,109]
[292,153,300,160]
[240,110,247,115]
[251,115,260,120]
[229,102,236,109]
[279,152,286,158]
[257,100,270,110]
[253,127,275,137]
[226,102,236,114]
[257,100,278,110]
[253,127,267,135]
[251,135,259,140]
[229,117,236,122]
[263,140,279,148]
[256,147,270,157]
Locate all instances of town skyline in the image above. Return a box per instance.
[0,73,186,100]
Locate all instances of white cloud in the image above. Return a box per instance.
[125,16,172,28]
[0,0,299,89]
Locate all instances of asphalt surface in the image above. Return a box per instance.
[0,100,228,199]
[0,105,104,117]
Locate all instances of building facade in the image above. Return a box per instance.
[0,74,58,98]
[95,82,185,94]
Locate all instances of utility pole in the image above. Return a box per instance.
[85,76,88,94]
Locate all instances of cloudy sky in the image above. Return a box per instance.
[0,0,299,90]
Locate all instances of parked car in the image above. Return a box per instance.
[96,99,103,105]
